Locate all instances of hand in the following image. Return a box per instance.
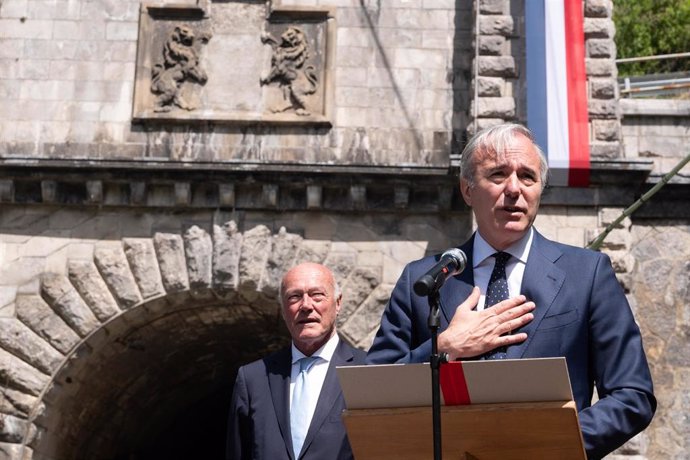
[437,286,535,360]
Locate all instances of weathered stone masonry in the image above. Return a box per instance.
[1,0,689,458]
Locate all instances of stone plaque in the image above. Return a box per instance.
[132,2,335,126]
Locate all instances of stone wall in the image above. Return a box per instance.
[1,0,688,458]
[0,0,469,168]
[0,205,473,457]
[3,201,664,458]
[621,99,690,177]
[473,0,622,160]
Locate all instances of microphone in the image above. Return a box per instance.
[413,248,467,296]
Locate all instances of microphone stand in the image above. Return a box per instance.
[427,289,444,460]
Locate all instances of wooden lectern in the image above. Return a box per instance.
[338,359,586,460]
[343,400,585,459]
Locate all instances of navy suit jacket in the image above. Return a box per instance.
[227,338,366,460]
[367,230,656,459]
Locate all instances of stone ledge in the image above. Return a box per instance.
[620,99,690,117]
[0,162,463,212]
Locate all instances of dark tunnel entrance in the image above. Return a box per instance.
[28,293,291,460]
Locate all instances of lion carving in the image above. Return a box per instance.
[260,26,319,116]
[151,25,211,112]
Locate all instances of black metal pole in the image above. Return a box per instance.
[428,290,443,460]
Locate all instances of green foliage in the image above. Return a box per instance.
[614,0,690,76]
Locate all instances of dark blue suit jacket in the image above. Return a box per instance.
[227,338,366,460]
[367,230,656,459]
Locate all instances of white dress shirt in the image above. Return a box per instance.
[472,227,533,310]
[289,333,339,429]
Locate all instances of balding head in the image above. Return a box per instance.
[280,263,342,356]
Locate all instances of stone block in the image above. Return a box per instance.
[590,78,616,99]
[338,266,381,324]
[598,208,629,229]
[477,77,503,97]
[588,99,617,118]
[0,347,49,397]
[40,273,100,337]
[1,387,37,419]
[237,225,272,295]
[306,185,322,209]
[393,48,447,70]
[479,0,508,15]
[590,142,621,159]
[323,251,357,287]
[584,18,614,39]
[0,319,62,375]
[641,136,687,159]
[598,228,631,250]
[608,250,635,274]
[478,35,505,55]
[262,184,279,208]
[473,97,515,118]
[0,413,29,444]
[340,284,390,346]
[593,119,620,141]
[259,227,302,297]
[153,233,190,293]
[212,221,243,291]
[421,9,452,30]
[295,240,331,264]
[422,30,451,50]
[585,0,612,18]
[338,46,372,68]
[105,21,138,41]
[93,245,143,309]
[15,295,80,355]
[477,56,517,78]
[479,15,514,36]
[123,239,165,301]
[423,0,457,8]
[587,38,615,59]
[0,19,53,39]
[67,260,120,322]
[0,180,14,202]
[183,225,213,289]
[0,0,28,18]
[637,119,690,138]
[586,58,616,77]
[336,27,373,48]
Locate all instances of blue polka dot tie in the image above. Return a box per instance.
[484,251,511,359]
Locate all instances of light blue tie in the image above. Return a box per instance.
[291,356,318,458]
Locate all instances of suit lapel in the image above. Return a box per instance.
[300,340,353,457]
[267,348,295,459]
[507,231,565,359]
[438,237,476,324]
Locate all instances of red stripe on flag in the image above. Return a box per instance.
[439,362,471,405]
[564,0,590,186]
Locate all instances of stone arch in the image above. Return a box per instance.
[0,222,387,459]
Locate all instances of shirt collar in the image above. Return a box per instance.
[291,333,340,365]
[473,227,533,267]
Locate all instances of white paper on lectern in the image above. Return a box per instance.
[336,357,573,410]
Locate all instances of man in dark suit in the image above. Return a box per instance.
[367,123,656,459]
[227,262,366,460]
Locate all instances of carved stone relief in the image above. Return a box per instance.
[260,26,318,116]
[132,2,334,126]
[151,25,212,112]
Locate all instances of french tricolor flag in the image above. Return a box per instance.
[526,0,590,187]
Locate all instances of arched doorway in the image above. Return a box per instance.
[34,292,289,459]
[0,222,385,459]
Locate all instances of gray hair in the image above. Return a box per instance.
[459,123,549,189]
